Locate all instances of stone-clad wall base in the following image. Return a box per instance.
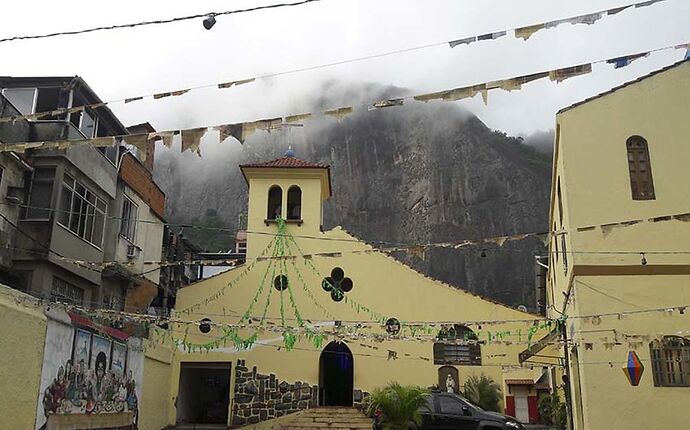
[231,360,370,428]
[232,359,317,428]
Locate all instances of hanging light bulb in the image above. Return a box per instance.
[640,252,647,266]
[203,14,217,30]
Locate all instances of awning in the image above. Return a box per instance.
[68,311,129,341]
[519,327,561,364]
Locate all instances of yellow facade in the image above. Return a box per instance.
[0,286,47,429]
[155,157,547,428]
[139,341,174,430]
[547,60,690,430]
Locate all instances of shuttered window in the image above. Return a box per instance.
[650,337,690,387]
[433,325,482,366]
[627,136,655,200]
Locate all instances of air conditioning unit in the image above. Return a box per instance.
[126,245,140,259]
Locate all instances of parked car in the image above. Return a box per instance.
[373,391,524,430]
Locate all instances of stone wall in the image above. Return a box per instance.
[231,359,317,428]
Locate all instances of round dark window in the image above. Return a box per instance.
[331,267,345,282]
[340,277,353,292]
[199,318,212,334]
[274,275,288,291]
[330,289,344,302]
[385,318,401,335]
[322,277,334,291]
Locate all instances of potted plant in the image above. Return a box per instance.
[367,382,430,430]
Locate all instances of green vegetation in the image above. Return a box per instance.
[537,391,567,430]
[461,374,502,412]
[182,208,234,252]
[367,382,430,430]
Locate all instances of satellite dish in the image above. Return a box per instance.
[517,305,528,312]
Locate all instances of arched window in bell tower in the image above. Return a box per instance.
[287,186,302,220]
[267,185,282,220]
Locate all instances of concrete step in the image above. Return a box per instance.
[277,407,371,430]
[289,421,372,427]
[283,427,371,430]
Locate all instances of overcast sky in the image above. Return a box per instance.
[1,0,688,136]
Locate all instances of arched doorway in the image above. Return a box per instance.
[319,341,354,406]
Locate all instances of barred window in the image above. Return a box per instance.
[58,174,107,247]
[51,277,84,305]
[433,324,482,366]
[650,336,690,387]
[102,290,124,311]
[120,196,138,242]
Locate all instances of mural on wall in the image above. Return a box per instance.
[438,366,459,394]
[39,328,138,428]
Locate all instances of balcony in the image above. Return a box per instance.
[30,120,88,141]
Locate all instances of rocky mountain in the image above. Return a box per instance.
[153,83,552,308]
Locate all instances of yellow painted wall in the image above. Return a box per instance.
[0,285,47,429]
[547,61,690,430]
[139,340,174,430]
[569,274,690,430]
[159,163,546,426]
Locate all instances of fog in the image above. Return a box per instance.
[1,0,688,138]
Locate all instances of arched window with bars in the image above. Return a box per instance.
[433,324,482,366]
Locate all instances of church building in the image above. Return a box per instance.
[146,152,550,429]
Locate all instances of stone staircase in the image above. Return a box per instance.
[250,407,373,430]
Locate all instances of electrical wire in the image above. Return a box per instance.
[0,0,325,44]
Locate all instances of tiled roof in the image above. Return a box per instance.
[505,379,536,386]
[558,58,690,114]
[240,156,329,169]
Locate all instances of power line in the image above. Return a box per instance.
[0,0,679,125]
[0,0,325,44]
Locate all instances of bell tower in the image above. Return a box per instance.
[239,151,331,259]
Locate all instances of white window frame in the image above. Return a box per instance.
[120,195,138,243]
[57,173,107,248]
[1,87,38,115]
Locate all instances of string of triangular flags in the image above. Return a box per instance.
[6,209,690,273]
[0,0,679,127]
[2,42,688,157]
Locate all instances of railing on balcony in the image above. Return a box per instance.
[30,120,88,141]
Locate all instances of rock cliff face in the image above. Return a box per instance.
[154,88,552,307]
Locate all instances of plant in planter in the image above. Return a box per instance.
[367,382,430,430]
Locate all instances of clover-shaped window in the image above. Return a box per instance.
[321,267,353,302]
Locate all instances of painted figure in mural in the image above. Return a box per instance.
[95,351,107,400]
[446,373,456,393]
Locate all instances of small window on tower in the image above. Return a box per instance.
[287,186,302,220]
[627,136,655,200]
[267,185,282,220]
